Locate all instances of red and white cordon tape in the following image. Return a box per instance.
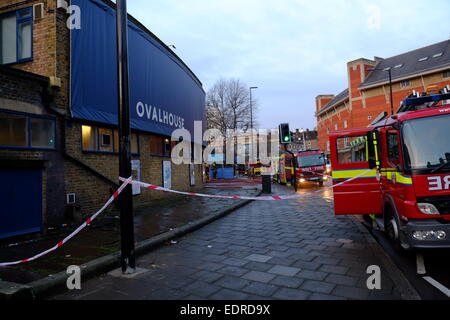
[0,170,371,267]
[0,177,132,267]
[118,169,371,201]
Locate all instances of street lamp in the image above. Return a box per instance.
[300,129,306,151]
[249,87,258,163]
[368,67,394,115]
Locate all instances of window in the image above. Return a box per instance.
[418,57,428,62]
[82,125,98,151]
[150,135,163,155]
[387,131,400,164]
[150,135,171,156]
[394,64,403,69]
[443,71,450,79]
[0,111,55,148]
[164,138,170,153]
[82,125,138,154]
[368,115,372,121]
[31,118,55,148]
[432,52,443,58]
[334,124,338,130]
[344,137,349,147]
[98,128,113,152]
[0,112,27,146]
[337,135,368,163]
[400,80,411,89]
[0,7,33,65]
[344,120,348,128]
[33,4,44,20]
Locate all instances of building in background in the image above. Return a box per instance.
[291,129,318,151]
[316,40,450,156]
[0,0,205,239]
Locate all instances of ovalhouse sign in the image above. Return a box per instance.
[136,101,185,129]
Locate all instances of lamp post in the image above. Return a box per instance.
[368,67,394,115]
[300,129,306,150]
[116,0,135,274]
[249,87,258,164]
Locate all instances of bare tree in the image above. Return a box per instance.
[206,78,258,166]
[206,78,257,136]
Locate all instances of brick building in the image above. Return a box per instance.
[0,0,205,239]
[316,40,450,156]
[291,129,318,151]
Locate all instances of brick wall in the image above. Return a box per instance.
[64,121,204,219]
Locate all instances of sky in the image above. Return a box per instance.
[126,0,450,131]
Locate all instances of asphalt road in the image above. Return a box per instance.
[368,227,450,300]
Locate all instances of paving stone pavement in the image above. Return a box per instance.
[50,184,403,300]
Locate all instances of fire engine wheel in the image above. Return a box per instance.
[318,180,324,187]
[384,209,403,250]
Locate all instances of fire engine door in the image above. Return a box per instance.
[330,129,382,215]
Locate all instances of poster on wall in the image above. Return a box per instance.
[131,160,141,195]
[189,164,195,186]
[163,161,172,189]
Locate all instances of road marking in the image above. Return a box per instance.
[423,276,450,298]
[416,253,426,275]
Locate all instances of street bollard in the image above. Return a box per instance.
[262,174,272,194]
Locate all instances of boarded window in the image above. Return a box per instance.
[150,135,163,155]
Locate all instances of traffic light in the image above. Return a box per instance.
[279,123,291,144]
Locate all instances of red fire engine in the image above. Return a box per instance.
[330,87,450,249]
[277,150,328,187]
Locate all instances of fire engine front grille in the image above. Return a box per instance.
[417,195,450,215]
[302,171,323,176]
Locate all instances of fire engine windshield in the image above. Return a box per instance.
[402,113,450,170]
[297,154,326,168]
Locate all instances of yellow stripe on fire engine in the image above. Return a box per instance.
[380,169,413,185]
[332,169,377,180]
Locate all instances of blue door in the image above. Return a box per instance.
[0,169,42,239]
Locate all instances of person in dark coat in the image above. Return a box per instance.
[212,162,217,179]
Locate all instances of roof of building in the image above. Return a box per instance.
[316,89,349,116]
[360,40,450,89]
[102,0,203,89]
